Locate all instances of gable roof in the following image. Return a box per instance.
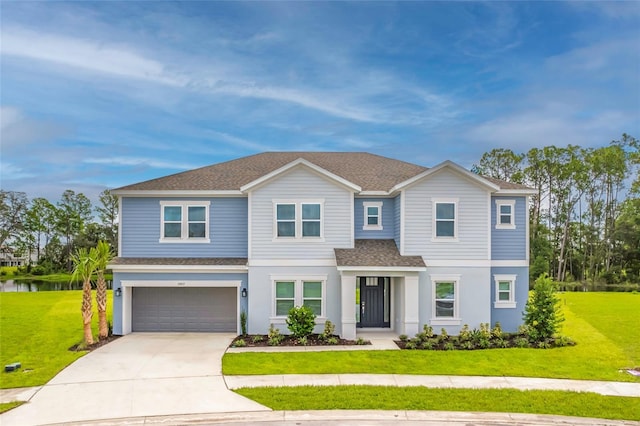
[334,239,426,270]
[113,151,532,194]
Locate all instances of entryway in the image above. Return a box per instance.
[357,277,390,328]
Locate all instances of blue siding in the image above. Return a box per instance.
[394,194,401,248]
[354,198,395,239]
[491,196,527,260]
[120,197,248,257]
[490,266,528,332]
[112,272,248,335]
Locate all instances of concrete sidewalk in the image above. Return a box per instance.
[225,373,640,397]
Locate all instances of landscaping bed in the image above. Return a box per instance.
[230,334,369,348]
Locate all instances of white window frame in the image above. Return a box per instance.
[362,201,383,230]
[432,198,458,242]
[493,274,517,308]
[270,275,327,321]
[273,200,324,241]
[495,200,516,230]
[159,200,210,243]
[430,274,461,325]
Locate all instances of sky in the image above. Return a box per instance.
[1,1,639,205]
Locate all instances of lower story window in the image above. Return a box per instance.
[273,276,326,318]
[435,281,455,318]
[493,274,517,308]
[430,274,460,325]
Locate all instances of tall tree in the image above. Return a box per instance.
[96,189,119,250]
[23,198,57,262]
[472,148,525,183]
[56,190,92,269]
[0,190,29,249]
[70,247,97,345]
[93,241,113,339]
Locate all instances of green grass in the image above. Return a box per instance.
[0,402,24,414]
[235,386,640,421]
[223,292,640,382]
[11,272,113,283]
[0,290,113,389]
[0,266,19,278]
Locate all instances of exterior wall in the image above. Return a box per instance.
[418,266,491,335]
[120,197,248,257]
[249,166,353,260]
[392,277,404,334]
[490,266,528,332]
[354,197,395,239]
[247,266,341,335]
[491,196,527,260]
[403,169,490,259]
[112,271,248,335]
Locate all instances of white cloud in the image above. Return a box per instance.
[0,106,68,149]
[84,157,199,170]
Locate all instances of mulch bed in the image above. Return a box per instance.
[69,335,120,352]
[230,334,370,347]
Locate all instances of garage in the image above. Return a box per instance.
[131,287,237,332]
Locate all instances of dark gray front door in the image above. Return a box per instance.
[358,277,390,328]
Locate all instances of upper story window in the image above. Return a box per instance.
[495,200,516,229]
[432,198,458,241]
[274,200,324,240]
[160,201,210,243]
[363,201,383,231]
[493,274,517,308]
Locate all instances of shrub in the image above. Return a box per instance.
[523,274,564,342]
[31,265,46,276]
[405,341,417,350]
[422,324,434,338]
[268,324,283,346]
[240,311,247,336]
[252,335,264,343]
[398,334,409,342]
[443,342,455,351]
[326,337,338,345]
[321,320,335,339]
[297,336,308,346]
[515,337,530,348]
[494,337,509,348]
[233,338,246,347]
[492,322,504,339]
[437,328,449,343]
[459,324,471,341]
[286,306,316,338]
[421,340,435,350]
[479,323,491,339]
[553,335,575,347]
[355,337,367,345]
[460,341,474,350]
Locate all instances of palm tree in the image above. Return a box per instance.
[71,247,97,345]
[94,241,113,339]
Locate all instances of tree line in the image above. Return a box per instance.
[473,134,639,287]
[0,189,118,274]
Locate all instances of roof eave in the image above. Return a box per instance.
[391,160,500,193]
[336,266,427,272]
[111,190,244,197]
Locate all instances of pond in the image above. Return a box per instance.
[0,279,113,292]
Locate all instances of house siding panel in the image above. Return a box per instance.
[250,166,353,259]
[394,194,401,249]
[490,266,528,332]
[403,169,490,259]
[491,196,527,260]
[354,198,395,239]
[120,197,247,258]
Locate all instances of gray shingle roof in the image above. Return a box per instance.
[114,151,531,193]
[334,240,426,268]
[109,257,248,266]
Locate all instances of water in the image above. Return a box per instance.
[0,279,113,292]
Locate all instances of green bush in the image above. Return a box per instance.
[252,335,264,344]
[398,334,409,342]
[523,274,564,343]
[321,320,335,339]
[286,306,316,339]
[326,337,338,345]
[233,338,246,347]
[268,324,283,346]
[240,311,247,336]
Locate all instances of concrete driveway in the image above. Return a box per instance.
[1,333,269,426]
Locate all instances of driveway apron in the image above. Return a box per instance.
[0,333,269,426]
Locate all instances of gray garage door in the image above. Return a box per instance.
[132,287,236,332]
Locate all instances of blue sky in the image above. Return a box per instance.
[1,1,639,204]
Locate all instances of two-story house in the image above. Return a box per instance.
[109,152,534,339]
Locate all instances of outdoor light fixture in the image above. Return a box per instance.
[241,288,247,298]
[115,288,122,297]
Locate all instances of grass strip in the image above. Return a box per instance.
[235,386,640,421]
[0,402,24,414]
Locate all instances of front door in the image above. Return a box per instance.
[358,277,390,327]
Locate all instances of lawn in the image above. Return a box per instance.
[0,290,112,389]
[235,386,640,421]
[223,292,640,382]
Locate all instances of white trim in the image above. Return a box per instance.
[424,259,528,267]
[495,199,516,229]
[493,274,517,309]
[362,201,383,230]
[487,193,492,260]
[247,191,253,259]
[112,190,244,197]
[272,199,325,241]
[495,188,538,195]
[431,198,459,242]
[525,195,530,262]
[121,280,241,288]
[350,196,355,248]
[337,266,426,273]
[400,191,405,255]
[109,264,248,273]
[392,160,500,192]
[358,191,393,197]
[117,195,123,257]
[430,274,461,324]
[271,274,328,318]
[240,158,361,192]
[159,200,211,243]
[492,260,529,267]
[249,258,336,267]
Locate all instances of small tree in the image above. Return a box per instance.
[71,247,97,345]
[93,241,113,340]
[523,274,564,342]
[286,306,316,339]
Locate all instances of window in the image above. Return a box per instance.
[432,199,458,240]
[495,200,516,229]
[160,201,210,242]
[430,274,460,325]
[274,200,324,240]
[494,274,516,308]
[363,201,383,230]
[272,276,326,318]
